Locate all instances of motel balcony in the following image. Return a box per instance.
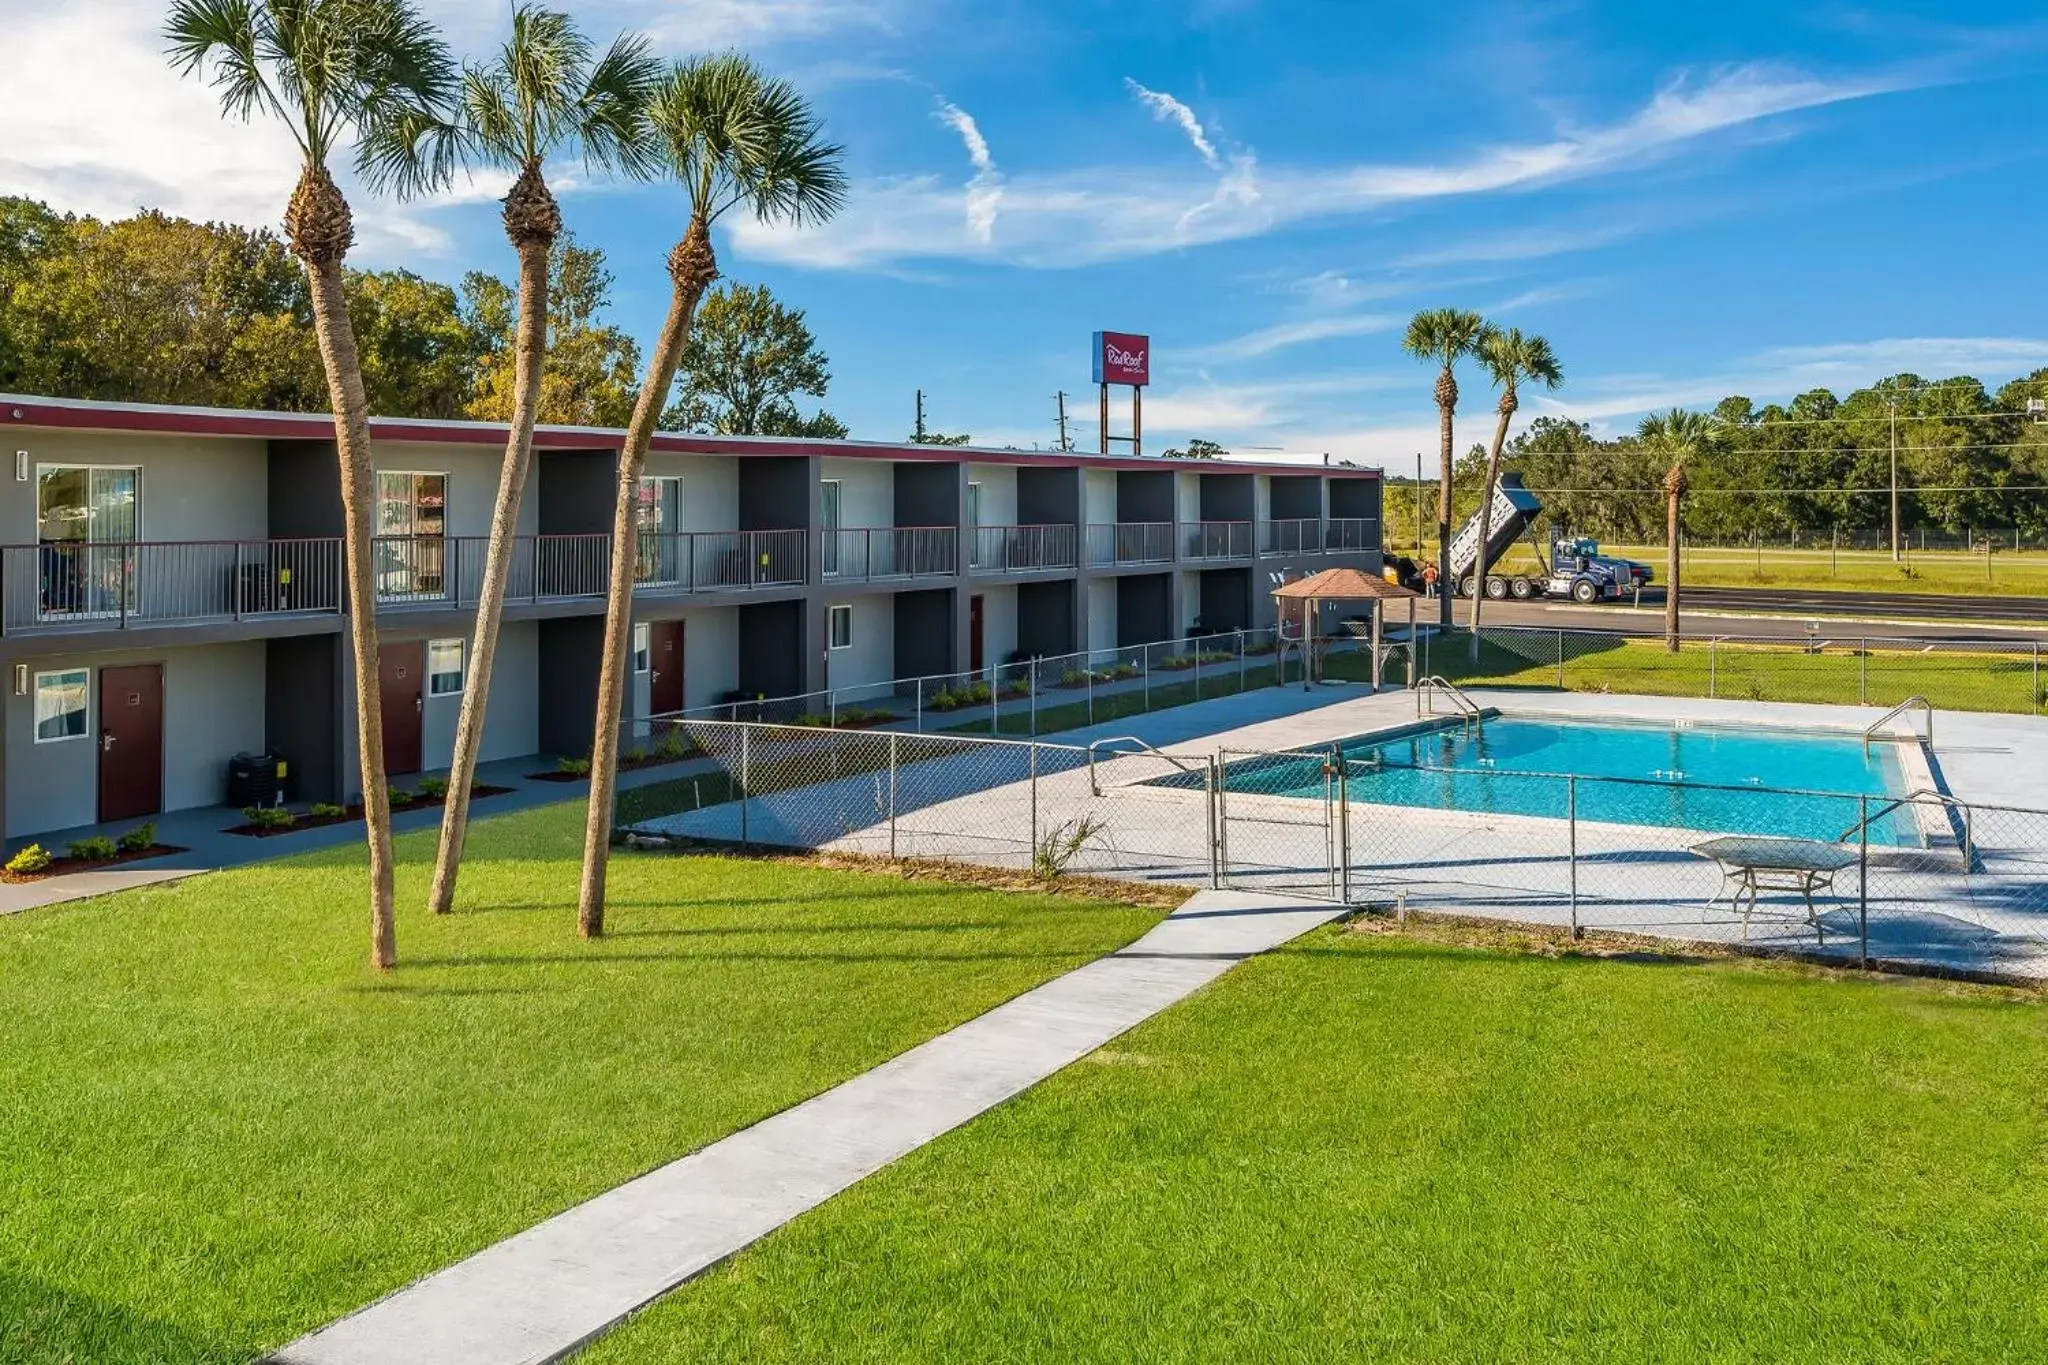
[0,529,810,635]
[819,527,958,583]
[968,524,1079,575]
[1084,521,1176,568]
[1180,520,1255,563]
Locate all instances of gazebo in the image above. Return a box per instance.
[1271,566,1424,689]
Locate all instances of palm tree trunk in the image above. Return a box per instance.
[302,257,398,969]
[1434,375,1455,630]
[428,236,550,914]
[578,222,715,937]
[1468,398,1515,662]
[1665,474,1683,653]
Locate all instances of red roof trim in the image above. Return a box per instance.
[0,394,1381,479]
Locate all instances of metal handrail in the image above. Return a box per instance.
[1415,675,1484,723]
[1085,734,1207,795]
[1864,695,1934,747]
[1836,786,1974,867]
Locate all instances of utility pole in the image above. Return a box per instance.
[914,388,927,443]
[1889,379,1901,563]
[1054,391,1072,451]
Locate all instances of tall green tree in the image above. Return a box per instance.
[578,55,847,937]
[659,281,845,436]
[463,235,642,427]
[168,0,456,971]
[1467,327,1562,655]
[1402,307,1489,625]
[427,6,658,919]
[1638,408,1712,651]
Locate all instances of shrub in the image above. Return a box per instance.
[556,756,592,776]
[67,836,120,862]
[1109,663,1140,680]
[657,728,690,759]
[388,788,415,806]
[242,806,297,830]
[415,776,449,800]
[624,747,649,765]
[6,844,52,875]
[998,679,1030,700]
[310,803,346,819]
[116,823,156,854]
[1033,815,1107,879]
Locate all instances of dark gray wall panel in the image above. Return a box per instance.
[1116,573,1170,646]
[893,463,958,527]
[893,589,954,678]
[265,633,340,801]
[739,599,805,697]
[1198,567,1252,631]
[1016,580,1074,657]
[739,457,810,530]
[1199,473,1254,521]
[1116,470,1173,522]
[538,614,606,756]
[1269,475,1321,519]
[1017,468,1079,525]
[1329,477,1378,520]
[538,449,618,535]
[267,441,344,539]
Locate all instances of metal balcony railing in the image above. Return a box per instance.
[1260,517,1323,555]
[2,537,347,633]
[822,527,958,582]
[1323,517,1378,552]
[969,524,1078,573]
[1084,522,1174,567]
[1181,520,1254,561]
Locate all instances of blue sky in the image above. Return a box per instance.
[5,1,2047,468]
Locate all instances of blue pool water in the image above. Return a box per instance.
[1247,716,1914,844]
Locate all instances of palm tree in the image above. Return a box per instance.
[577,55,846,937]
[1467,328,1562,657]
[1402,308,1489,627]
[425,8,659,918]
[167,0,455,971]
[1638,408,1712,652]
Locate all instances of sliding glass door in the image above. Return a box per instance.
[37,465,140,619]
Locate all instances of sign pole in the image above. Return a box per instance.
[1133,386,1143,457]
[1098,383,1109,456]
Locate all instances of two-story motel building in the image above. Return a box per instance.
[0,394,1384,843]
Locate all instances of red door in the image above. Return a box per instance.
[650,619,685,715]
[379,641,423,776]
[98,664,164,823]
[969,595,985,673]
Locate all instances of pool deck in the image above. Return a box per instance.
[648,684,2048,980]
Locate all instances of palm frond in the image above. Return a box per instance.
[1479,327,1564,394]
[165,0,286,133]
[647,54,846,229]
[577,32,662,180]
[1402,307,1490,366]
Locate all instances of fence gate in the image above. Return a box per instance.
[1216,747,1343,899]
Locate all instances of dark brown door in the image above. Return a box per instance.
[969,594,985,672]
[98,664,164,823]
[650,619,685,715]
[379,641,423,776]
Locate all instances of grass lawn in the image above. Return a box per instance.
[1433,542,2048,598]
[579,925,2048,1363]
[0,801,1162,1365]
[1349,632,2046,715]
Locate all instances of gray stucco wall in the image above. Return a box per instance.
[4,428,269,545]
[6,640,266,837]
[419,619,538,771]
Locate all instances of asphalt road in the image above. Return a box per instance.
[1678,585,2048,625]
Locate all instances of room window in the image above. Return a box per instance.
[427,639,465,696]
[829,604,852,650]
[633,622,651,672]
[374,471,448,598]
[819,479,842,576]
[34,669,89,743]
[966,482,985,569]
[37,465,141,619]
[634,476,684,584]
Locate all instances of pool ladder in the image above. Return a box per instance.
[1863,696,1933,749]
[1416,676,1485,732]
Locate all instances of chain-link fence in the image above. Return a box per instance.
[1390,626,2047,716]
[619,716,2048,978]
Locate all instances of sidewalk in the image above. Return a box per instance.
[270,890,1349,1365]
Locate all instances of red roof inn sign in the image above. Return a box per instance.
[1091,330,1149,455]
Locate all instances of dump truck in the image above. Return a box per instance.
[1392,473,1652,604]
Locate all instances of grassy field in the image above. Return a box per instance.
[0,802,1162,1364]
[1352,631,2046,715]
[579,924,2048,1363]
[1398,540,2048,597]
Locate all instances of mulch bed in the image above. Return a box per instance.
[223,785,515,838]
[3,844,190,882]
[526,752,697,783]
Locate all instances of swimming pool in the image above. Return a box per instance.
[1238,715,1917,844]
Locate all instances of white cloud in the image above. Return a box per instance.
[1124,79,1222,170]
[735,62,1912,270]
[1396,221,1641,268]
[932,98,1002,244]
[1189,313,1401,362]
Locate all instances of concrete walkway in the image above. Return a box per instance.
[271,889,1346,1365]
